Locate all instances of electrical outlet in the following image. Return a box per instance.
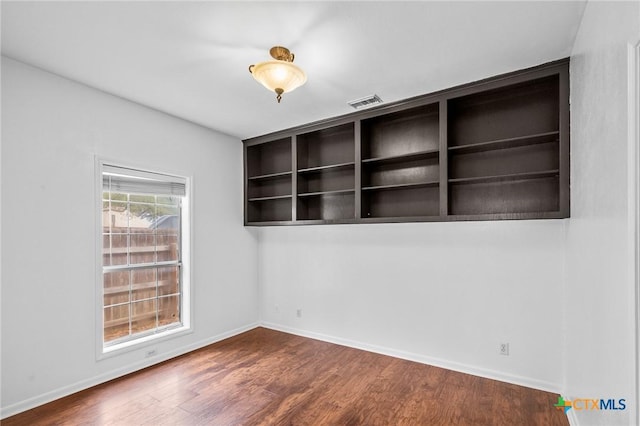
[499,343,509,356]
[296,309,302,318]
[145,349,157,358]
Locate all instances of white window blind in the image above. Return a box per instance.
[103,164,186,196]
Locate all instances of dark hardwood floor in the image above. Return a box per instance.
[3,327,569,425]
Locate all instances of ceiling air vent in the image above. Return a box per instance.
[347,94,383,110]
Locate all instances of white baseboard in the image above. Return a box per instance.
[565,405,580,426]
[0,322,260,420]
[260,321,563,394]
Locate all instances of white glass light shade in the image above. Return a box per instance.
[250,60,307,98]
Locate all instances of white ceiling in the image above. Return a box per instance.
[1,1,586,140]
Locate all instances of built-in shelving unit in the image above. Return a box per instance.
[243,59,569,225]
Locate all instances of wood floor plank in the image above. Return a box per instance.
[2,328,569,426]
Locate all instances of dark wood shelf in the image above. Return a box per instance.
[248,194,293,202]
[360,215,442,223]
[362,149,439,165]
[448,131,559,154]
[446,211,565,221]
[298,162,355,174]
[448,169,559,185]
[362,181,439,192]
[298,189,355,197]
[293,218,359,226]
[244,59,569,225]
[246,220,293,226]
[248,170,292,181]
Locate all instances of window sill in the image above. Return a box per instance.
[98,325,192,360]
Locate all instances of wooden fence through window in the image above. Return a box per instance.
[103,226,180,343]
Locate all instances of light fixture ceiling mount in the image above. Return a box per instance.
[269,46,295,62]
[249,46,307,103]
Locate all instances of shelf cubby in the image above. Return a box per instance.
[447,75,560,148]
[297,192,355,221]
[298,166,355,195]
[448,140,559,181]
[296,123,356,221]
[246,137,292,177]
[362,155,439,190]
[362,104,439,160]
[247,197,292,223]
[247,172,292,200]
[362,185,440,219]
[297,123,355,169]
[449,175,560,216]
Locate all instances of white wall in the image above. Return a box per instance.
[565,2,640,425]
[0,57,259,417]
[259,219,567,392]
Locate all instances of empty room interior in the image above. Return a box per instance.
[1,1,640,425]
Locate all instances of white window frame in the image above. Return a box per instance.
[95,157,192,359]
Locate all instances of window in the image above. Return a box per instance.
[100,164,189,351]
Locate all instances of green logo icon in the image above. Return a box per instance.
[554,396,572,413]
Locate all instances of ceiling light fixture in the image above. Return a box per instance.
[249,46,307,103]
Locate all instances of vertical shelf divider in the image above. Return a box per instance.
[439,99,448,218]
[292,135,298,222]
[354,120,362,219]
[558,69,570,217]
[243,143,248,225]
